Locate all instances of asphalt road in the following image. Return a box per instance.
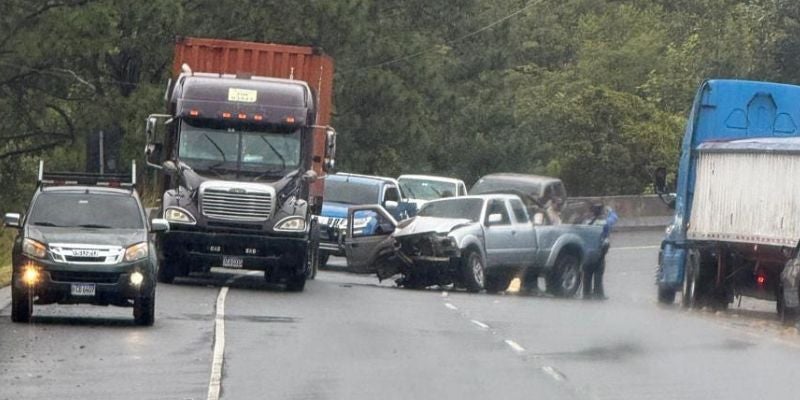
[2,229,800,399]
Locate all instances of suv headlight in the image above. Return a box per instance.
[165,207,196,224]
[22,238,47,259]
[124,242,148,262]
[275,216,306,232]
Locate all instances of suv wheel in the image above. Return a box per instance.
[134,290,155,326]
[11,284,32,323]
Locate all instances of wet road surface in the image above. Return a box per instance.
[1,229,799,399]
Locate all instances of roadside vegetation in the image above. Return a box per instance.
[0,0,797,223]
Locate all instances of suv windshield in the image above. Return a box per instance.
[178,121,301,175]
[399,178,458,201]
[417,198,483,222]
[324,179,381,205]
[29,193,143,229]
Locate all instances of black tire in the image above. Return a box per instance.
[485,273,511,294]
[285,273,306,292]
[11,284,32,323]
[546,252,582,298]
[461,250,485,293]
[307,220,320,280]
[681,250,699,308]
[658,287,676,304]
[318,253,331,270]
[157,254,179,284]
[682,249,716,309]
[133,291,155,326]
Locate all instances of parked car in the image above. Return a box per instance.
[3,163,168,325]
[316,173,416,266]
[397,174,468,208]
[341,194,608,295]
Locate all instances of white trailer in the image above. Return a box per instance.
[683,138,800,318]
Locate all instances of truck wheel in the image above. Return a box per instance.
[285,273,306,292]
[682,251,699,308]
[318,253,331,270]
[307,219,320,280]
[133,291,155,326]
[546,252,582,298]
[484,273,511,294]
[461,250,485,293]
[11,284,32,323]
[658,287,676,304]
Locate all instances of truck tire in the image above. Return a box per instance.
[133,290,155,326]
[682,249,715,309]
[285,273,306,292]
[658,287,676,304]
[319,253,331,269]
[546,252,582,298]
[307,219,320,280]
[461,250,485,293]
[11,284,32,323]
[484,273,511,294]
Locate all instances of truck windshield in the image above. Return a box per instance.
[324,179,381,205]
[399,178,458,200]
[178,121,301,175]
[29,193,143,229]
[417,198,483,222]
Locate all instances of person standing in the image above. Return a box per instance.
[583,204,618,300]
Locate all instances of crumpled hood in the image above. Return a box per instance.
[320,202,351,218]
[27,226,146,247]
[394,216,475,237]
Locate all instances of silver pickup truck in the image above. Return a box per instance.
[342,194,609,296]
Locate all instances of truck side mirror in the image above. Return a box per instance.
[324,128,336,172]
[146,117,157,139]
[145,143,164,168]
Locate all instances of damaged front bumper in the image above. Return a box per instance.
[376,232,462,287]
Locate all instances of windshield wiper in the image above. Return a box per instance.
[204,134,227,171]
[77,224,113,229]
[32,221,61,227]
[260,137,287,171]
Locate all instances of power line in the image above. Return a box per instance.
[340,0,543,75]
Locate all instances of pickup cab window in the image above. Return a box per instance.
[509,198,529,223]
[485,199,511,225]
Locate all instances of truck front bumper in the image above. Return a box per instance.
[161,229,308,273]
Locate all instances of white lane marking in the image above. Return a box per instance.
[609,245,659,251]
[444,302,458,311]
[504,339,525,353]
[441,291,449,297]
[470,320,490,329]
[541,366,566,382]
[207,286,229,400]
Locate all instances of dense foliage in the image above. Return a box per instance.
[0,0,797,207]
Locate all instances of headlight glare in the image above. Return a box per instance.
[124,242,148,262]
[22,238,47,259]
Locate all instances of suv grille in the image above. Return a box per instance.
[202,188,273,221]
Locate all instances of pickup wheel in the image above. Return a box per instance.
[133,290,155,326]
[11,284,33,323]
[546,252,582,298]
[461,250,485,293]
[318,253,331,270]
[285,272,307,292]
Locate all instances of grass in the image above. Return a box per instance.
[0,230,13,287]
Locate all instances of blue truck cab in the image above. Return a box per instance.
[657,79,800,304]
[316,173,416,264]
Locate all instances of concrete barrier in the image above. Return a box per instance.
[572,195,672,231]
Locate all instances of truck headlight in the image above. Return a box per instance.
[124,242,149,262]
[275,216,306,232]
[165,207,196,224]
[22,238,47,259]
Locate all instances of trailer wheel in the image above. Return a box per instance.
[658,287,676,304]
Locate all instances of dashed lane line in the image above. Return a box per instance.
[470,319,490,329]
[444,302,458,311]
[541,366,567,382]
[504,339,526,353]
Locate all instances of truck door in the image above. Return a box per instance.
[483,199,516,267]
[509,197,537,267]
[343,205,398,274]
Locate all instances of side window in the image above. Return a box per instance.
[485,199,511,225]
[384,186,400,203]
[509,199,529,223]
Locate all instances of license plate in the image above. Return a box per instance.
[70,283,96,296]
[222,256,244,268]
[73,249,99,257]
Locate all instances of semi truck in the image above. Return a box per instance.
[144,37,337,291]
[656,79,800,319]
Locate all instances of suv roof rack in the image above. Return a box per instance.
[38,160,137,189]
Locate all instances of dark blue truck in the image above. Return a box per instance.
[656,79,800,320]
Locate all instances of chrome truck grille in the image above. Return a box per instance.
[200,182,276,222]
